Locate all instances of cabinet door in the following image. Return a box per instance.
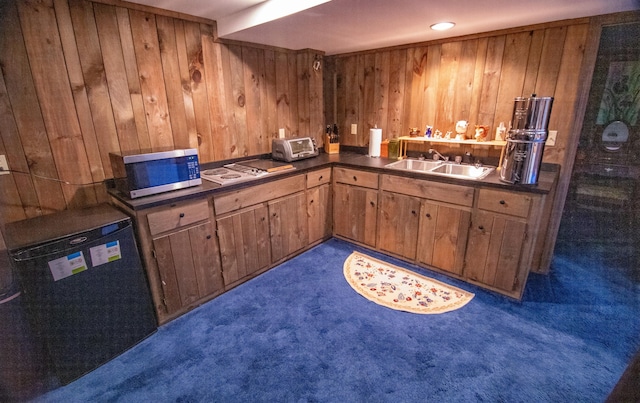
[307,183,332,244]
[417,201,470,275]
[216,205,271,286]
[333,183,378,247]
[153,221,223,316]
[377,191,420,259]
[269,192,309,262]
[464,210,527,292]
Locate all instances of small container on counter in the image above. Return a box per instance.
[388,139,399,159]
[380,139,389,158]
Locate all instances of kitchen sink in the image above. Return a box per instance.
[385,159,444,172]
[384,158,495,180]
[429,163,495,180]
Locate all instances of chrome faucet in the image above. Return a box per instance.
[428,148,448,161]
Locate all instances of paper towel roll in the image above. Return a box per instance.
[369,128,382,157]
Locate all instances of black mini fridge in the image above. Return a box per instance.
[5,204,157,386]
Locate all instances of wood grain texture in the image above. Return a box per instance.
[201,27,229,160]
[156,15,191,150]
[333,182,378,247]
[168,229,200,306]
[152,235,181,314]
[69,0,120,180]
[19,0,97,208]
[189,218,224,298]
[56,0,105,182]
[307,183,331,243]
[0,0,622,247]
[0,69,36,221]
[226,44,249,158]
[269,191,308,262]
[95,3,141,153]
[130,9,174,150]
[242,46,266,155]
[115,6,151,150]
[377,191,420,260]
[216,204,270,285]
[386,49,406,138]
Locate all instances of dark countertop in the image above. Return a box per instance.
[109,152,559,211]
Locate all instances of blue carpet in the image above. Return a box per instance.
[33,230,639,402]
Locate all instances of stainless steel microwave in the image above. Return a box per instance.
[109,148,202,199]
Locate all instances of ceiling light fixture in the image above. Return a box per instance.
[430,22,455,31]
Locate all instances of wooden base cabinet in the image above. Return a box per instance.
[152,220,224,315]
[269,192,309,263]
[213,175,308,289]
[216,204,271,287]
[417,201,470,276]
[333,168,379,247]
[307,168,332,244]
[464,210,527,293]
[378,175,474,275]
[377,191,420,260]
[463,188,543,299]
[111,197,224,325]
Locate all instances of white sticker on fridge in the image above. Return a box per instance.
[48,251,88,281]
[90,241,122,267]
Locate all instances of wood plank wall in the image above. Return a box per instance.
[324,21,590,166]
[323,14,640,268]
[0,0,323,228]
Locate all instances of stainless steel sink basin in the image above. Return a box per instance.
[385,159,443,172]
[429,163,495,180]
[384,158,495,180]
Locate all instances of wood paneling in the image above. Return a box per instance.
[0,0,320,225]
[19,0,98,208]
[329,22,590,162]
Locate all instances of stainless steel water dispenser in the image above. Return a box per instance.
[499,95,554,185]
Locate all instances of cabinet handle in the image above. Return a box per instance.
[179,212,185,218]
[478,225,484,230]
[426,213,431,218]
[369,201,375,207]
[206,235,212,240]
[319,175,323,180]
[353,175,358,181]
[499,200,506,205]
[411,210,416,216]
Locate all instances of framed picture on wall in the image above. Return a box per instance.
[596,60,640,126]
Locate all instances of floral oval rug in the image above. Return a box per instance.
[343,252,474,314]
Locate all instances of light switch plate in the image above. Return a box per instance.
[351,124,357,135]
[547,130,557,146]
[0,155,9,175]
[278,128,285,139]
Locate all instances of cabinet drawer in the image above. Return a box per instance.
[333,167,378,189]
[381,174,474,207]
[306,168,331,188]
[214,175,305,215]
[147,199,210,236]
[477,189,531,218]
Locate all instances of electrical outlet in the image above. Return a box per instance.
[547,130,557,146]
[351,124,357,135]
[0,155,9,175]
[278,128,285,139]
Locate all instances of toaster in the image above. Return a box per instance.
[272,137,319,162]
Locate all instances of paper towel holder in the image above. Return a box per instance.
[369,125,382,158]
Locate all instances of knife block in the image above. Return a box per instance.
[324,134,340,154]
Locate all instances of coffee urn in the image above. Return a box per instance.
[499,95,554,185]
